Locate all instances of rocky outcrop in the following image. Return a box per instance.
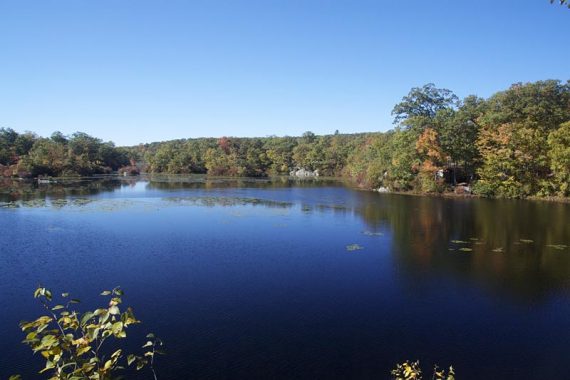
[454,183,471,194]
[289,168,319,177]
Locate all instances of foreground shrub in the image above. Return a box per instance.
[18,286,163,380]
[391,360,455,380]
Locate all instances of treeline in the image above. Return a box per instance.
[127,132,366,177]
[0,131,131,177]
[1,79,569,198]
[130,79,570,198]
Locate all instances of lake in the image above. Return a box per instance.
[1,177,569,379]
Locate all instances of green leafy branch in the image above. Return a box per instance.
[17,286,163,380]
[391,360,455,380]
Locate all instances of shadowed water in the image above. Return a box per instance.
[1,177,569,379]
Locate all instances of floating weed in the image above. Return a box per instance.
[546,244,568,250]
[492,247,504,253]
[362,231,383,236]
[469,238,479,241]
[451,240,469,244]
[21,199,47,208]
[346,244,364,251]
[458,247,473,252]
[51,199,68,208]
[520,239,534,244]
[0,202,18,209]
[163,196,292,208]
[71,198,92,206]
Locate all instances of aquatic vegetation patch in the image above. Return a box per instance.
[0,202,19,208]
[20,199,47,208]
[70,198,93,206]
[458,247,473,252]
[50,198,69,208]
[492,247,504,253]
[450,240,470,244]
[346,244,364,251]
[520,239,534,244]
[163,196,293,209]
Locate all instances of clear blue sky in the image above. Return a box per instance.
[0,0,568,146]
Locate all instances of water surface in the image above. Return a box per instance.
[1,177,569,379]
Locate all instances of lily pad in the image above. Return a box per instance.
[451,240,469,244]
[520,239,534,244]
[346,244,364,251]
[458,247,473,252]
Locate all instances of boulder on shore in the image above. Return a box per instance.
[290,168,319,177]
[454,183,471,194]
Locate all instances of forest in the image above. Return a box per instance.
[1,79,569,199]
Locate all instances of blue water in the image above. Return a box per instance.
[1,178,569,379]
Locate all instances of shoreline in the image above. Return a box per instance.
[2,174,570,204]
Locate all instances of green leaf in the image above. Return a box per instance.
[76,345,91,356]
[80,312,94,326]
[111,321,123,335]
[111,349,122,359]
[100,291,112,296]
[136,359,146,370]
[38,360,56,373]
[127,354,136,366]
[51,305,65,311]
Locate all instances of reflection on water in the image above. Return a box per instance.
[2,176,569,303]
[364,194,570,303]
[1,176,569,379]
